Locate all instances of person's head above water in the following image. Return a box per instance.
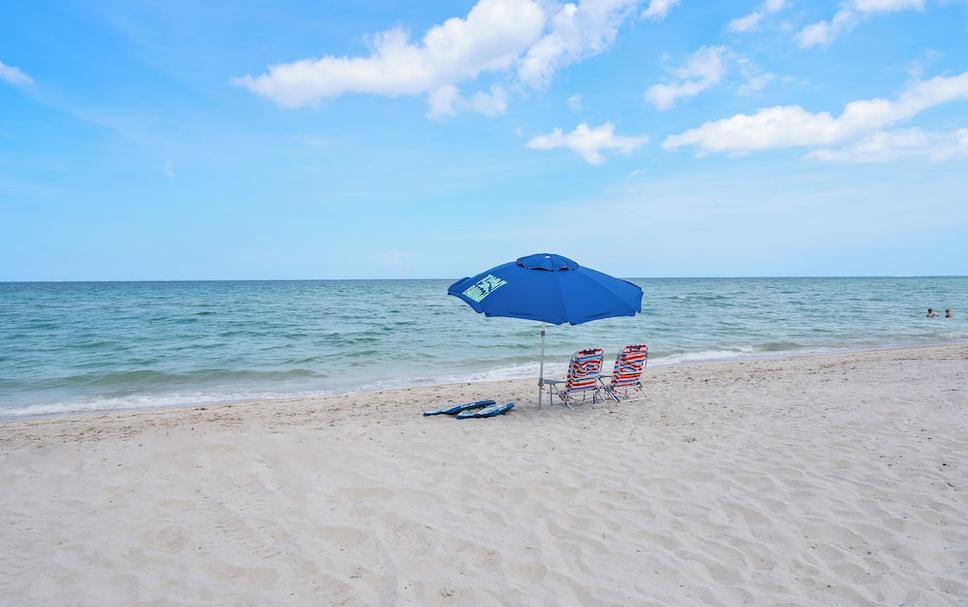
[927,308,936,317]
[945,308,952,318]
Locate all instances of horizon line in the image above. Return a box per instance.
[2,274,967,283]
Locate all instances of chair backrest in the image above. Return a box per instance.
[609,344,648,389]
[565,348,604,392]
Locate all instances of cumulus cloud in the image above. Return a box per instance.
[807,128,968,163]
[527,122,648,164]
[727,0,788,33]
[644,46,727,110]
[234,0,545,110]
[518,0,640,87]
[0,59,33,87]
[236,0,647,114]
[641,0,681,20]
[663,71,968,154]
[796,0,924,48]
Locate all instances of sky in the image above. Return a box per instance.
[1,0,966,280]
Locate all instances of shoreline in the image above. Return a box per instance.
[1,342,965,434]
[4,339,967,423]
[2,343,966,604]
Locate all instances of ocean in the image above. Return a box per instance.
[1,277,966,417]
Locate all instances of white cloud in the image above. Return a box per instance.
[807,128,968,163]
[644,46,727,110]
[795,11,851,47]
[727,0,788,33]
[163,161,176,179]
[568,93,584,111]
[641,0,681,21]
[527,122,648,164]
[727,13,765,33]
[236,0,646,115]
[428,84,508,117]
[234,0,545,109]
[427,85,461,117]
[644,47,775,108]
[906,49,942,80]
[663,71,968,154]
[796,0,924,48]
[735,56,774,95]
[467,86,509,115]
[518,0,640,87]
[737,72,774,95]
[852,0,923,11]
[0,60,33,87]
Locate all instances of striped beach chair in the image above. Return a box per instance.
[547,347,605,408]
[605,344,648,402]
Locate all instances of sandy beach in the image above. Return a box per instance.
[1,344,966,606]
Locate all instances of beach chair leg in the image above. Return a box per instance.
[619,386,645,402]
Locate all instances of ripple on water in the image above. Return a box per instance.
[1,277,966,415]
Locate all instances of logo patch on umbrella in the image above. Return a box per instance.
[463,274,508,302]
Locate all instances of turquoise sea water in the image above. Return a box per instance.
[1,277,966,417]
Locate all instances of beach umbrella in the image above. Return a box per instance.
[447,253,643,409]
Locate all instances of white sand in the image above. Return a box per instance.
[1,345,967,606]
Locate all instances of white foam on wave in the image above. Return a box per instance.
[648,343,870,367]
[338,361,566,394]
[440,361,554,383]
[650,349,757,366]
[0,389,335,419]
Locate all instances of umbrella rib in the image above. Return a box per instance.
[581,271,640,318]
[555,273,572,325]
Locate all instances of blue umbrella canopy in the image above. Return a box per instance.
[447,253,643,325]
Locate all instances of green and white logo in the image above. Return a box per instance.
[463,274,508,303]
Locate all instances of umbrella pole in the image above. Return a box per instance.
[538,326,546,410]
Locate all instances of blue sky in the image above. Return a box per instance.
[1,0,966,280]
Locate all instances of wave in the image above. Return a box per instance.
[758,341,805,352]
[431,361,549,384]
[4,338,967,419]
[23,367,327,391]
[651,349,757,366]
[0,389,332,418]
